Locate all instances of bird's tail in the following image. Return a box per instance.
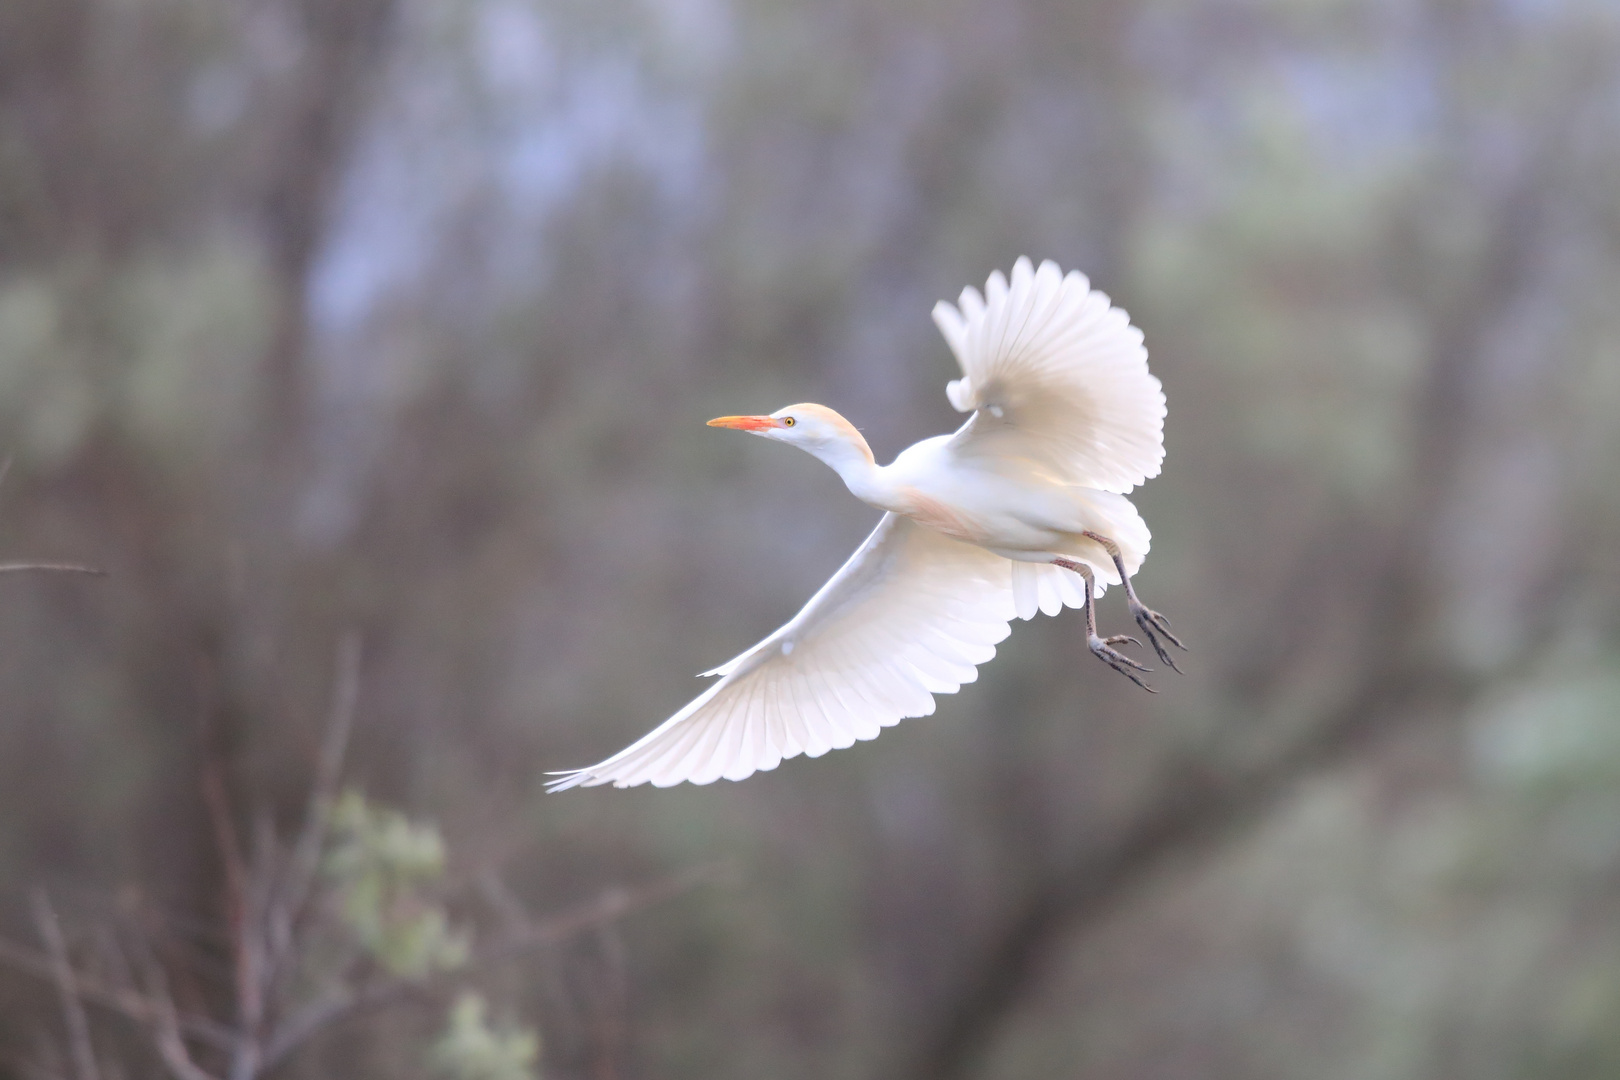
[1008,489,1152,621]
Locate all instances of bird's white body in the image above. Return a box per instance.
[845,431,1148,574]
[550,258,1175,790]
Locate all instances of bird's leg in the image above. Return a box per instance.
[1053,557,1155,693]
[1080,530,1187,672]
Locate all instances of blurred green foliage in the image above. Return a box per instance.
[326,789,471,979]
[432,993,542,1080]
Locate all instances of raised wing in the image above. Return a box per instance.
[933,257,1165,494]
[547,514,1015,790]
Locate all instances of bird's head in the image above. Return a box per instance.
[707,403,875,465]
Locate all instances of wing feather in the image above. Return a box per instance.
[786,668,826,753]
[823,653,880,738]
[934,257,1166,494]
[792,667,834,757]
[774,670,816,756]
[765,673,795,763]
[731,683,764,781]
[547,514,1015,790]
[815,662,864,746]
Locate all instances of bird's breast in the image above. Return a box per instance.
[892,487,989,544]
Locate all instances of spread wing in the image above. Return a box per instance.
[933,256,1165,494]
[547,514,1015,790]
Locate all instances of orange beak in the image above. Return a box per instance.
[707,415,781,432]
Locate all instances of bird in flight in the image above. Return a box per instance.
[549,257,1183,791]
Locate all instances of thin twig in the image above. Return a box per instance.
[224,814,276,1080]
[0,455,105,576]
[134,939,219,1080]
[92,926,137,1006]
[30,890,102,1080]
[258,863,723,1073]
[265,632,362,1014]
[476,873,534,936]
[493,864,725,953]
[194,660,269,1080]
[0,938,234,1050]
[276,632,362,937]
[0,1049,72,1080]
[195,680,258,1050]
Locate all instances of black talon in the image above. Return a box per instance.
[1054,549,1168,694]
[1078,529,1189,677]
[1088,634,1156,692]
[1090,635,1150,672]
[1130,600,1186,673]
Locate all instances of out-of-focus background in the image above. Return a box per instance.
[2,0,1620,1077]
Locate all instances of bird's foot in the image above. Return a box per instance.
[1088,634,1156,693]
[1129,599,1187,673]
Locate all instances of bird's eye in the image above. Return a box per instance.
[782,416,796,427]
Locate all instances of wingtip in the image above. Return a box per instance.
[543,769,593,793]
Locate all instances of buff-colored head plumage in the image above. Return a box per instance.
[708,403,874,464]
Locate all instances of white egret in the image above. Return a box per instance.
[549,257,1182,791]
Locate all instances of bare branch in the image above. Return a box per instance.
[196,691,259,1063]
[0,1049,73,1080]
[900,570,1604,1080]
[30,890,101,1080]
[276,632,363,941]
[252,988,352,1076]
[258,863,723,1073]
[0,937,234,1051]
[135,941,220,1080]
[494,864,725,952]
[0,563,106,576]
[262,631,363,1030]
[226,816,274,1080]
[193,662,273,1080]
[476,873,535,937]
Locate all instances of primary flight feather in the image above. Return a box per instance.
[549,257,1183,791]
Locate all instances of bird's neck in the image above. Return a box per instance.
[806,432,889,505]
